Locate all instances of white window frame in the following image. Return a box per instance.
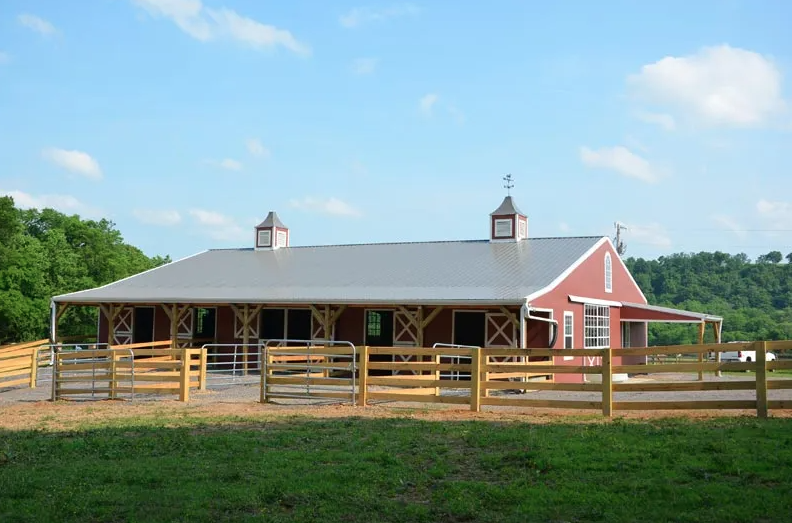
[583,304,610,349]
[563,311,574,360]
[276,229,287,247]
[604,252,613,293]
[494,218,513,238]
[257,229,271,247]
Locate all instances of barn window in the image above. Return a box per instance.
[583,304,610,348]
[276,230,287,247]
[563,312,574,349]
[257,229,271,247]
[604,252,613,293]
[494,218,512,238]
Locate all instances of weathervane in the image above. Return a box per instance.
[502,174,514,195]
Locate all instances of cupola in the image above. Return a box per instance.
[490,195,528,242]
[254,211,289,250]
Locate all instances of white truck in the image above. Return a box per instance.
[720,341,776,364]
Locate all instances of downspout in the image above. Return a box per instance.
[49,300,56,344]
[522,299,559,348]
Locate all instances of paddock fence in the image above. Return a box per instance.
[52,340,206,402]
[257,341,792,417]
[0,339,50,390]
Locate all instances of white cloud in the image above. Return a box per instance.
[1,190,104,218]
[289,197,362,217]
[757,199,792,230]
[18,14,57,36]
[351,57,378,75]
[131,0,310,55]
[634,111,676,131]
[420,93,438,115]
[188,208,247,241]
[711,214,747,239]
[559,222,571,233]
[245,138,270,158]
[625,223,672,248]
[220,158,242,171]
[339,4,420,28]
[579,146,660,184]
[0,52,9,64]
[132,209,182,226]
[628,44,787,127]
[42,148,103,180]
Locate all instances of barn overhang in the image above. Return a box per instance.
[619,302,723,324]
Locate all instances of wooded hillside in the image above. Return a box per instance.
[625,251,792,345]
[0,196,169,343]
[2,195,791,345]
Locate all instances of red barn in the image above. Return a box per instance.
[52,194,722,383]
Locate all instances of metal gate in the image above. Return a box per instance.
[200,343,261,387]
[51,344,135,401]
[260,339,357,404]
[432,342,477,380]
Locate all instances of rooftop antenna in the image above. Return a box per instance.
[614,221,628,256]
[502,174,514,196]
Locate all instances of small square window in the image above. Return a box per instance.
[257,229,271,247]
[494,219,513,237]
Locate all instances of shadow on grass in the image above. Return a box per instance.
[1,415,792,522]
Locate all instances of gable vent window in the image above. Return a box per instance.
[584,304,610,349]
[604,252,613,293]
[494,219,512,238]
[258,230,271,247]
[563,312,574,349]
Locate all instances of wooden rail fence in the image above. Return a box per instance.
[53,340,207,402]
[259,341,792,418]
[0,339,49,390]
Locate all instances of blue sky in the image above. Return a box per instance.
[1,0,790,263]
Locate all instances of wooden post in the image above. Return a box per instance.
[470,347,482,412]
[357,345,369,406]
[242,304,250,375]
[179,348,190,402]
[712,321,722,378]
[29,348,38,388]
[602,348,613,417]
[198,348,207,391]
[697,322,706,381]
[107,304,116,347]
[756,341,768,419]
[110,351,118,400]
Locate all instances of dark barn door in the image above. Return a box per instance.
[133,307,155,344]
[286,309,312,346]
[365,310,394,376]
[260,309,286,342]
[453,311,486,347]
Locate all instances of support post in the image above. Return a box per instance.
[357,345,369,406]
[602,348,613,417]
[470,347,482,412]
[756,341,768,419]
[179,348,190,402]
[242,304,250,375]
[29,348,38,388]
[712,321,722,378]
[697,322,705,381]
[198,348,207,391]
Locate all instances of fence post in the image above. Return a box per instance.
[357,345,369,407]
[470,347,482,412]
[29,348,38,388]
[50,349,58,401]
[198,348,207,391]
[756,341,768,418]
[110,351,118,400]
[179,348,190,402]
[602,348,613,417]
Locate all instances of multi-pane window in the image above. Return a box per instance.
[605,252,613,293]
[563,312,574,349]
[366,311,382,338]
[584,304,610,348]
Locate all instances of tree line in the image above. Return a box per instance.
[0,196,169,343]
[1,195,791,346]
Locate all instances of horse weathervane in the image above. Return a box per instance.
[502,174,514,195]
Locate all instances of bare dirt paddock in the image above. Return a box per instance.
[2,373,792,431]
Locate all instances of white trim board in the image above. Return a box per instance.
[568,295,622,307]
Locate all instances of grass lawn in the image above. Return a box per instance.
[1,411,792,522]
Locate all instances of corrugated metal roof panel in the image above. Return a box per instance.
[53,236,604,304]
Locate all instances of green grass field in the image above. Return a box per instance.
[1,413,791,522]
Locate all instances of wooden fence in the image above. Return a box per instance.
[0,339,50,390]
[259,341,792,418]
[53,340,207,402]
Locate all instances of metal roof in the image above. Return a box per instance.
[621,302,723,322]
[53,236,605,305]
[490,196,525,216]
[256,211,286,229]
